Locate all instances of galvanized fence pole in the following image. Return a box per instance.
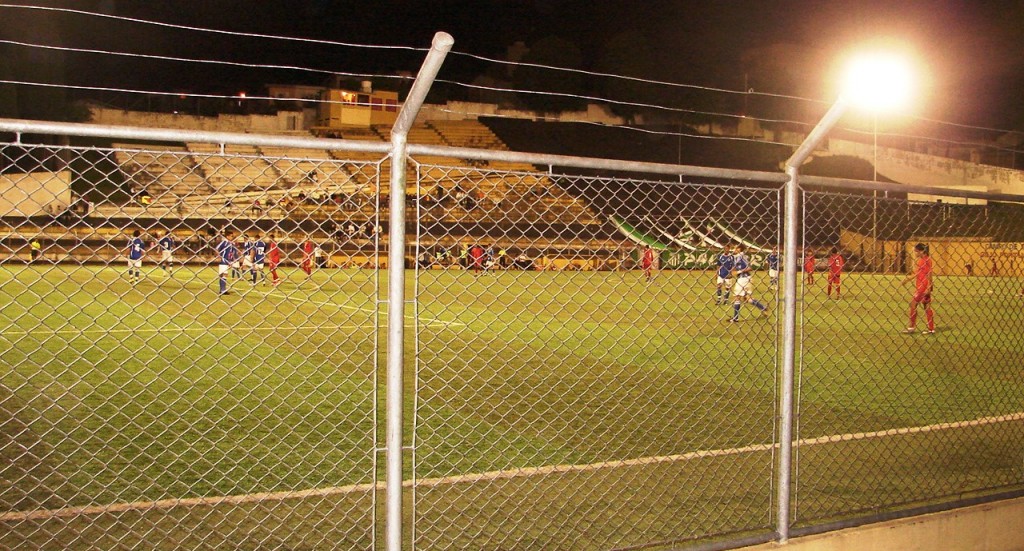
[385,31,454,551]
[778,98,849,542]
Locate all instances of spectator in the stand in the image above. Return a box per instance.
[30,237,42,263]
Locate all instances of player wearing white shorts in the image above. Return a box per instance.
[766,247,780,290]
[126,230,145,284]
[216,230,240,295]
[157,231,176,274]
[729,244,769,322]
[250,234,267,284]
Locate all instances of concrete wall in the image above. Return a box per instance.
[88,106,314,134]
[418,101,627,125]
[0,170,72,216]
[740,497,1024,551]
[829,138,1024,196]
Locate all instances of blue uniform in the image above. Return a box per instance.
[249,239,268,283]
[734,253,751,278]
[158,235,175,252]
[128,237,145,261]
[717,252,734,279]
[217,238,239,265]
[216,237,239,294]
[251,240,267,264]
[766,252,779,271]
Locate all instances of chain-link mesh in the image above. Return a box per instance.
[1,138,384,549]
[411,160,783,550]
[5,122,1024,550]
[796,189,1024,526]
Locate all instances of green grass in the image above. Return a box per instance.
[1,265,1023,549]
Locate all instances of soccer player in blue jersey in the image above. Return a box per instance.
[216,229,240,295]
[238,234,253,279]
[250,234,267,284]
[126,230,146,284]
[715,244,735,304]
[730,244,769,322]
[766,247,780,290]
[156,230,176,274]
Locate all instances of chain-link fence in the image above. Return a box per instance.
[796,190,1024,527]
[2,120,1024,550]
[1,132,387,549]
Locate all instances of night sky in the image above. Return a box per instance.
[2,0,1024,130]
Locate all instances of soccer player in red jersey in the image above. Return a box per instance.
[826,246,845,299]
[301,239,314,276]
[469,244,485,272]
[903,243,936,334]
[267,236,282,286]
[803,248,816,285]
[641,245,656,282]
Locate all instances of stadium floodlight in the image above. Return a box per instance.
[841,52,914,113]
[776,50,913,544]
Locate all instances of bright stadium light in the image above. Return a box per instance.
[777,47,914,544]
[841,52,914,112]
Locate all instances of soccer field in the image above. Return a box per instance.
[2,264,1023,549]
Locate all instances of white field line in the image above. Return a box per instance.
[3,410,1023,523]
[0,325,372,337]
[0,288,463,337]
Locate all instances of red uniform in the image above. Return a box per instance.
[641,247,655,280]
[469,245,484,271]
[803,253,815,284]
[827,252,844,298]
[913,256,933,303]
[909,254,935,332]
[268,241,282,284]
[301,240,314,275]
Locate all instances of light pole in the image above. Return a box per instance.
[776,51,913,543]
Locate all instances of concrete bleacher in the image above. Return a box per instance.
[97,119,610,261]
[185,143,282,196]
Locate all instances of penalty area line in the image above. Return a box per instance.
[3,410,1023,523]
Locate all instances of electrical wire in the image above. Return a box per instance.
[2,2,1022,157]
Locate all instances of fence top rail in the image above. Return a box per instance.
[406,142,790,184]
[4,117,1024,204]
[798,174,1024,204]
[0,117,788,185]
[0,118,391,155]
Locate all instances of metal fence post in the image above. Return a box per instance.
[385,31,454,551]
[778,99,849,542]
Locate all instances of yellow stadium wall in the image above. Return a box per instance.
[923,241,1024,277]
[839,230,1023,276]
